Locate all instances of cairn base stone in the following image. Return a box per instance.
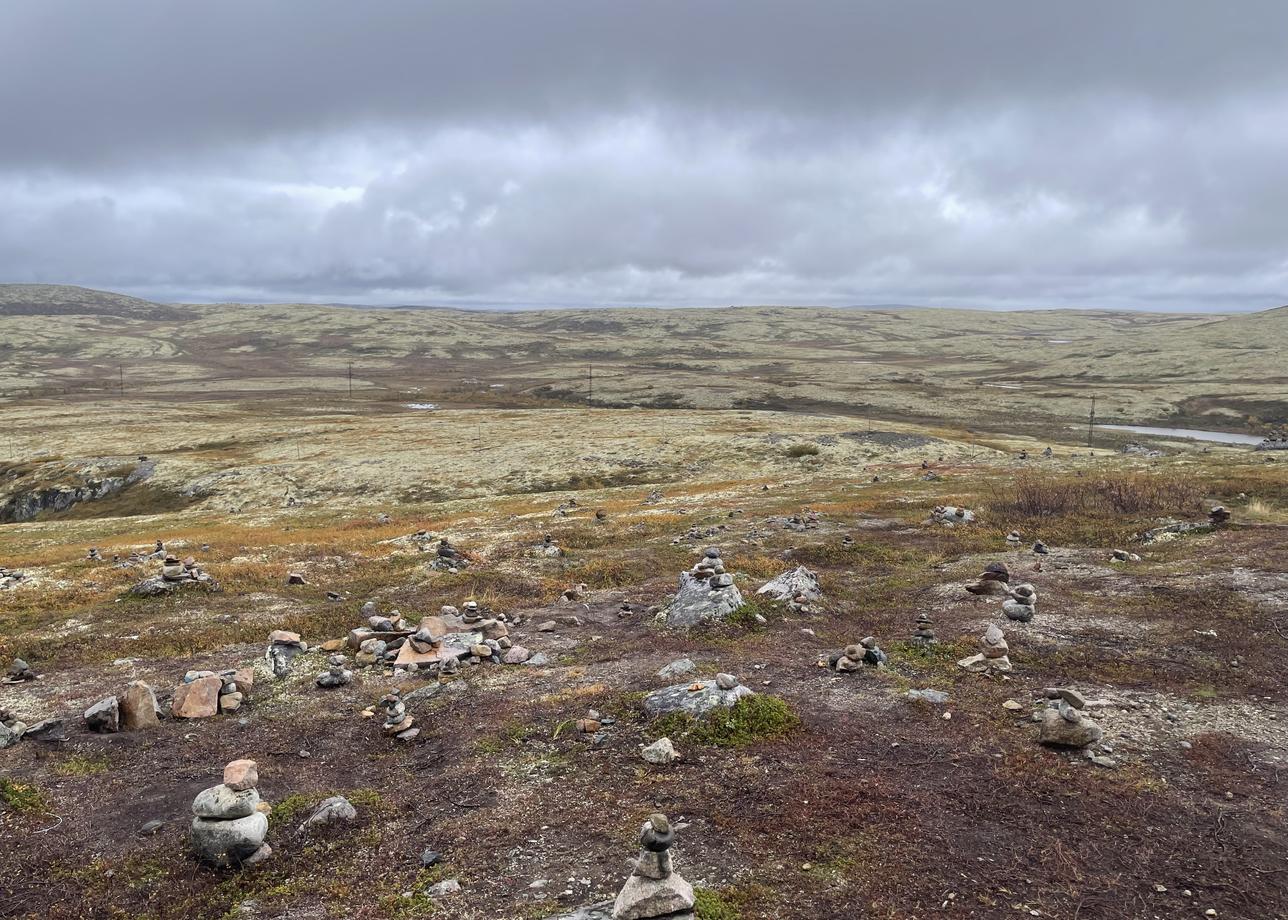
[1038,707,1103,748]
[191,812,269,868]
[612,873,694,920]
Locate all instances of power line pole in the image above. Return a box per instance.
[348,362,353,398]
[118,364,124,396]
[587,364,593,405]
[1087,395,1096,446]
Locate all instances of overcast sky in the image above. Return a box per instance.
[2,2,1286,311]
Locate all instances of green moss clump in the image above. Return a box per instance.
[0,777,48,813]
[726,596,781,629]
[53,754,111,777]
[784,443,820,458]
[654,695,799,748]
[695,888,742,920]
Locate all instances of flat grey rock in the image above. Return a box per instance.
[663,572,745,629]
[192,784,261,820]
[643,680,755,718]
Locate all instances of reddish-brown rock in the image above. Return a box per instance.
[171,675,222,719]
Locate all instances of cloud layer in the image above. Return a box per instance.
[2,1,1286,310]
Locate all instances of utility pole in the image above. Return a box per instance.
[348,362,353,398]
[118,364,124,396]
[588,364,593,406]
[1088,395,1096,446]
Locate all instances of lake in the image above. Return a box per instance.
[1095,424,1263,445]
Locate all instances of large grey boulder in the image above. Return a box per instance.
[662,573,744,629]
[757,566,822,604]
[643,678,754,719]
[192,785,261,820]
[84,696,120,733]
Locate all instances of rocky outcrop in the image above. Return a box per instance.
[0,460,156,523]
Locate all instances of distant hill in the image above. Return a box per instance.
[0,284,179,319]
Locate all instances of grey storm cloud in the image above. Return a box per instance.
[1,1,1286,310]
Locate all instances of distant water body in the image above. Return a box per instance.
[1096,424,1262,445]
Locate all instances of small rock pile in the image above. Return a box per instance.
[0,567,29,590]
[130,554,219,597]
[4,657,36,683]
[1110,548,1142,563]
[957,624,1012,673]
[661,548,744,629]
[532,534,564,558]
[84,680,161,733]
[965,561,1010,596]
[823,637,887,672]
[0,708,28,749]
[315,654,353,688]
[431,537,469,572]
[172,667,253,719]
[1209,505,1231,526]
[757,565,822,612]
[191,759,272,868]
[1037,688,1103,749]
[930,505,975,526]
[1002,583,1038,623]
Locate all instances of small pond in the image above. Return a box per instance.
[1095,424,1262,445]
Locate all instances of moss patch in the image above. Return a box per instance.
[653,695,799,748]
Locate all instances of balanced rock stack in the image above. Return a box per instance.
[190,759,272,868]
[266,630,308,678]
[930,505,975,526]
[4,658,36,683]
[661,548,744,629]
[1002,583,1038,623]
[966,561,1011,596]
[1209,505,1231,526]
[172,668,253,719]
[130,553,219,596]
[1037,688,1103,748]
[757,565,823,613]
[911,612,937,645]
[957,624,1012,673]
[431,537,468,572]
[1006,530,1022,546]
[824,636,888,673]
[87,546,102,561]
[533,534,564,558]
[378,692,418,741]
[315,654,353,689]
[612,814,695,920]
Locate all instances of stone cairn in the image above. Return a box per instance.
[1209,505,1231,526]
[191,759,272,868]
[315,654,353,689]
[1037,688,1103,748]
[378,691,418,741]
[431,537,468,572]
[661,547,744,629]
[756,565,823,613]
[346,600,515,677]
[911,612,937,645]
[1005,530,1022,546]
[0,708,28,749]
[957,624,1012,673]
[1002,583,1038,623]
[930,505,975,526]
[172,667,254,719]
[266,630,308,678]
[823,636,887,673]
[130,552,218,596]
[4,657,36,684]
[965,561,1010,597]
[86,546,102,561]
[532,533,564,558]
[612,814,695,920]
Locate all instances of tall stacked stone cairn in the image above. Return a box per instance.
[957,624,1012,673]
[173,667,253,719]
[378,691,418,741]
[911,612,937,645]
[612,814,695,919]
[1002,583,1038,623]
[431,537,468,572]
[965,561,1011,596]
[315,654,353,688]
[757,565,822,612]
[130,553,219,596]
[266,630,308,678]
[191,759,272,868]
[1037,688,1103,748]
[661,547,744,629]
[930,505,975,526]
